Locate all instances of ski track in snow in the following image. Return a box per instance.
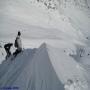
[0,43,89,90]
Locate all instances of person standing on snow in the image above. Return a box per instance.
[13,31,22,57]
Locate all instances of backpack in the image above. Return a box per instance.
[14,38,18,48]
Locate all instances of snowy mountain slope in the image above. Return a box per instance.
[0,49,36,79]
[0,43,64,90]
[0,43,89,90]
[47,44,88,84]
[11,43,64,90]
[0,48,36,86]
[0,0,90,50]
[0,0,88,40]
[0,0,90,89]
[61,6,90,38]
[57,0,90,37]
[1,0,90,62]
[73,46,90,89]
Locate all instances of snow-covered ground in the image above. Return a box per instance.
[0,0,90,90]
[0,43,89,90]
[0,0,90,61]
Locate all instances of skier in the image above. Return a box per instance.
[13,31,22,57]
[4,43,13,59]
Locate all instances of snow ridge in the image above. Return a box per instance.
[0,43,89,90]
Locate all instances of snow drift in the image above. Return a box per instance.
[0,43,89,90]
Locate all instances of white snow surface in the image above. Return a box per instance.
[0,0,90,90]
[0,43,89,90]
[0,0,90,62]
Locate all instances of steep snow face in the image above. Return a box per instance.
[0,0,90,63]
[0,0,90,47]
[0,44,64,90]
[0,43,89,90]
[47,44,88,83]
[0,0,90,44]
[0,0,87,40]
[57,0,90,37]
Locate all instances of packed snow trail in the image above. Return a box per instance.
[0,43,64,90]
[0,49,36,86]
[0,43,89,90]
